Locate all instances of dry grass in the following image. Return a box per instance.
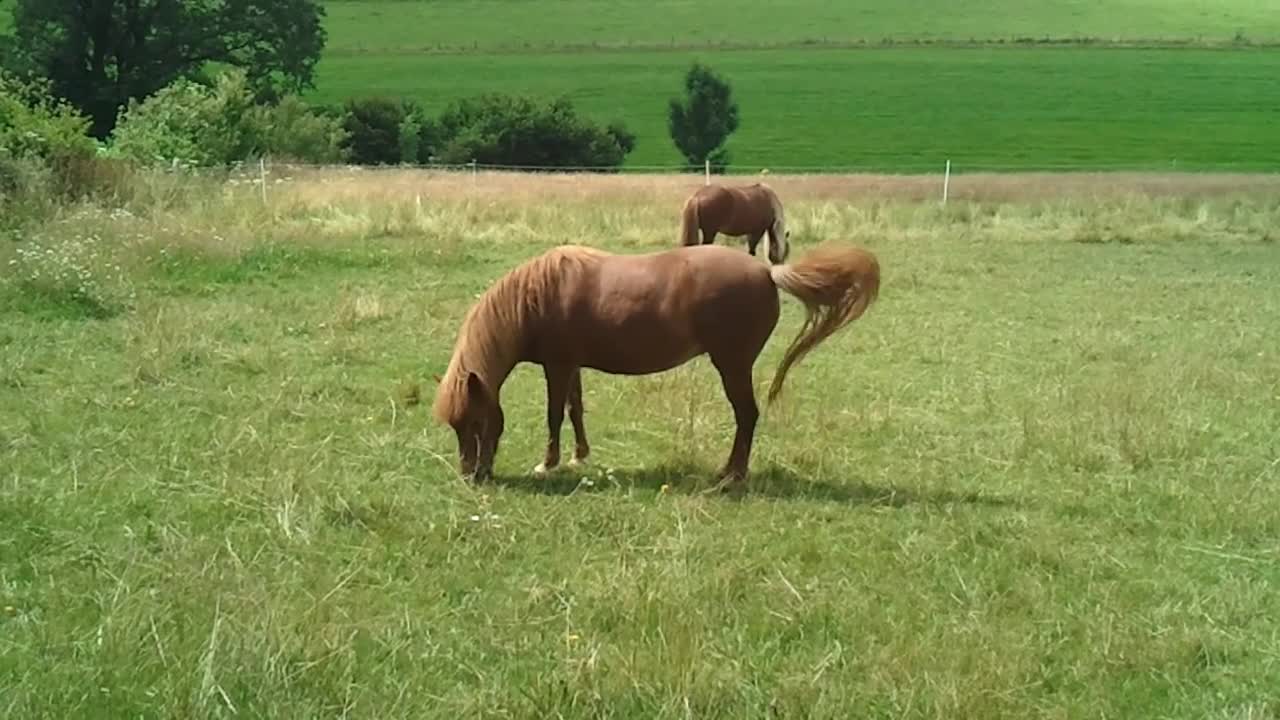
[271,165,1280,206]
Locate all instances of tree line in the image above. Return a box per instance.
[0,0,741,173]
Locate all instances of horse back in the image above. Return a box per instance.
[693,184,776,235]
[528,245,778,373]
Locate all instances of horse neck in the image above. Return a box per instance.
[464,322,523,399]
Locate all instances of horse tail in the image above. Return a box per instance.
[766,243,880,404]
[679,196,701,246]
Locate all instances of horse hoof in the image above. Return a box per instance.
[567,457,587,468]
[532,463,549,475]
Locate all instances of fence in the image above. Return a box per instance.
[249,155,1273,207]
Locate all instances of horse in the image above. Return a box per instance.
[431,240,880,488]
[679,183,791,263]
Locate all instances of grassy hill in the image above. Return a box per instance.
[309,0,1280,171]
[309,46,1280,171]
[1,1,1276,171]
[321,0,1280,52]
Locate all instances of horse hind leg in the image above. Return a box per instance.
[747,231,764,256]
[567,368,590,466]
[534,364,573,475]
[709,354,760,486]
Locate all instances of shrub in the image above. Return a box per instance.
[250,95,350,164]
[0,70,111,227]
[0,70,98,164]
[421,94,636,170]
[110,69,262,168]
[340,97,406,165]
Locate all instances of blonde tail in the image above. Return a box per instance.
[679,197,701,246]
[767,243,881,403]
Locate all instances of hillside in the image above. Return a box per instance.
[322,0,1280,52]
[309,1,1280,171]
[3,1,1277,171]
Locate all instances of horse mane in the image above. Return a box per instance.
[433,245,606,425]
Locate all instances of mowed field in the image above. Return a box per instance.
[305,0,1280,171]
[2,168,1280,716]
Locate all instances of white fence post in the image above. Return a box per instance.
[259,157,268,205]
[942,159,951,205]
[704,159,710,185]
[470,159,477,187]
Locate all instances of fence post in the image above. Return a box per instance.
[704,159,710,185]
[470,159,477,187]
[942,159,951,205]
[260,156,268,205]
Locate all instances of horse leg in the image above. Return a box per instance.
[566,368,590,465]
[747,231,764,256]
[710,356,759,484]
[535,363,572,474]
[702,229,717,246]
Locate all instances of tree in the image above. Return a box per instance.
[340,97,409,166]
[667,62,739,172]
[3,0,326,139]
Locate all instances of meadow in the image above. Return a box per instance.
[321,0,1280,52]
[2,167,1279,717]
[309,46,1280,170]
[307,0,1280,171]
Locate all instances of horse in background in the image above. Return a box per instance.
[679,183,791,264]
[432,241,880,488]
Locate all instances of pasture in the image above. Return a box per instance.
[321,0,1280,51]
[2,168,1279,717]
[309,46,1280,170]
[309,0,1280,171]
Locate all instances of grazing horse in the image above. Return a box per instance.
[431,241,880,487]
[679,183,791,263]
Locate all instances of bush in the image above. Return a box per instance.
[421,94,636,170]
[0,71,98,164]
[340,97,407,165]
[110,69,261,168]
[250,95,350,164]
[0,70,112,227]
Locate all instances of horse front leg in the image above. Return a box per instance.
[747,231,765,256]
[567,368,591,465]
[535,363,572,474]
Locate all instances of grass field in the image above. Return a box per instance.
[2,1,1278,171]
[306,0,1280,171]
[321,0,1280,52]
[309,46,1280,171]
[3,168,1280,717]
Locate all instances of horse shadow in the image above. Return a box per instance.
[485,460,1017,510]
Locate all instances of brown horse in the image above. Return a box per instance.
[679,183,790,263]
[432,241,879,487]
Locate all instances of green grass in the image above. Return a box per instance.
[2,169,1280,717]
[310,46,1280,170]
[322,0,1280,52]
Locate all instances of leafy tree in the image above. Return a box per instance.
[3,0,326,139]
[667,62,739,171]
[340,97,408,166]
